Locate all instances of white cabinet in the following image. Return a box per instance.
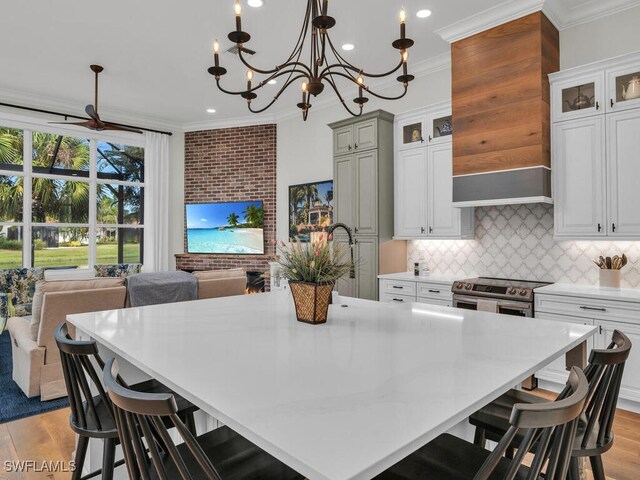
[606,61,640,113]
[428,144,473,238]
[607,109,640,236]
[535,289,640,406]
[397,114,427,150]
[550,52,640,240]
[379,276,454,307]
[332,118,377,156]
[394,104,473,240]
[535,312,594,384]
[553,117,606,237]
[551,71,604,122]
[598,321,640,403]
[395,148,427,237]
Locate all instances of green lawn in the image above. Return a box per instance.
[0,244,141,269]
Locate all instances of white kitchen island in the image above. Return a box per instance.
[68,291,595,480]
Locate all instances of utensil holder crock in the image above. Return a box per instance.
[599,269,621,289]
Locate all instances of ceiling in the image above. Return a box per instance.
[0,0,637,129]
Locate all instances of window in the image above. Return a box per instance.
[0,124,144,270]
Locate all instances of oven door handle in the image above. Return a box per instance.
[452,295,532,311]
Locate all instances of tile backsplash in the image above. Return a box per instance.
[407,204,640,288]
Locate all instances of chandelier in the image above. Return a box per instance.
[208,0,415,120]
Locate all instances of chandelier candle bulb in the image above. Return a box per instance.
[213,39,220,67]
[234,0,242,32]
[402,50,408,75]
[246,69,253,90]
[322,0,328,16]
[400,8,407,39]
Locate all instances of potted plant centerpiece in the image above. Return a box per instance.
[277,235,353,324]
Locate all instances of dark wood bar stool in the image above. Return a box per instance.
[375,366,589,480]
[469,329,631,480]
[55,323,199,480]
[103,357,304,480]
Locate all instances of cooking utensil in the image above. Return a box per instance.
[606,257,612,269]
[622,253,628,267]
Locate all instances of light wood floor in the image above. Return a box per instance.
[1,393,639,479]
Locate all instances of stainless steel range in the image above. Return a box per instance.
[451,277,552,390]
[451,277,551,317]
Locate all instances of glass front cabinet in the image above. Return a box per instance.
[427,108,453,145]
[607,62,640,113]
[552,72,605,122]
[396,114,426,150]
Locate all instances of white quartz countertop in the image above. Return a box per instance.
[535,283,640,303]
[68,291,594,480]
[378,271,461,285]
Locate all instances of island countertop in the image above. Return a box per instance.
[68,291,595,480]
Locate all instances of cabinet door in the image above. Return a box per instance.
[427,107,453,145]
[606,63,640,113]
[597,321,640,403]
[397,114,427,150]
[334,235,356,298]
[553,117,607,237]
[355,236,378,300]
[552,72,604,122]
[427,143,461,237]
[334,155,355,227]
[395,148,427,237]
[353,119,377,152]
[333,125,353,156]
[354,150,378,235]
[607,110,640,237]
[535,312,594,384]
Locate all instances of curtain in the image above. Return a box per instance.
[143,132,170,271]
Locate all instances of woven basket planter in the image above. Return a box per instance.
[289,281,335,324]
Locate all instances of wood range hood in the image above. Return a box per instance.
[451,12,559,207]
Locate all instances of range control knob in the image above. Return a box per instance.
[519,289,528,296]
[508,287,517,295]
[455,282,464,289]
[464,283,472,290]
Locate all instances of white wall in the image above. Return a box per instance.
[168,132,185,269]
[276,67,452,240]
[560,5,640,69]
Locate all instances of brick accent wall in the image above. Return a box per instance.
[176,124,276,274]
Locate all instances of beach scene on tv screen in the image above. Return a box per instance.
[186,201,264,254]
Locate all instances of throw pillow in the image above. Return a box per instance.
[94,263,142,278]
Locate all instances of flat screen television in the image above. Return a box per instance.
[186,201,264,254]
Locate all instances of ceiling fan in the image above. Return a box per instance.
[50,65,142,134]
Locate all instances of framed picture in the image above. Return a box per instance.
[288,180,333,242]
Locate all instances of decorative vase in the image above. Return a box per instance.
[599,269,621,289]
[289,281,335,324]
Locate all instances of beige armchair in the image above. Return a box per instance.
[193,268,247,299]
[7,278,127,400]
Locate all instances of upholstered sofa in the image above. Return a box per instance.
[5,268,247,400]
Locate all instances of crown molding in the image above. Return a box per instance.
[436,0,640,43]
[435,0,545,43]
[548,0,640,29]
[182,113,278,132]
[0,85,181,133]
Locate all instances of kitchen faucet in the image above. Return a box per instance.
[326,223,356,279]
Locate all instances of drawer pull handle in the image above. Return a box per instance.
[392,286,404,289]
[428,289,441,294]
[392,298,404,302]
[580,306,607,312]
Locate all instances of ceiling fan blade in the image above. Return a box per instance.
[85,104,100,121]
[102,123,143,134]
[48,120,97,129]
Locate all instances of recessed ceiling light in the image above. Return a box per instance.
[342,43,355,51]
[207,108,216,113]
[247,0,263,7]
[416,9,432,18]
[267,79,277,85]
